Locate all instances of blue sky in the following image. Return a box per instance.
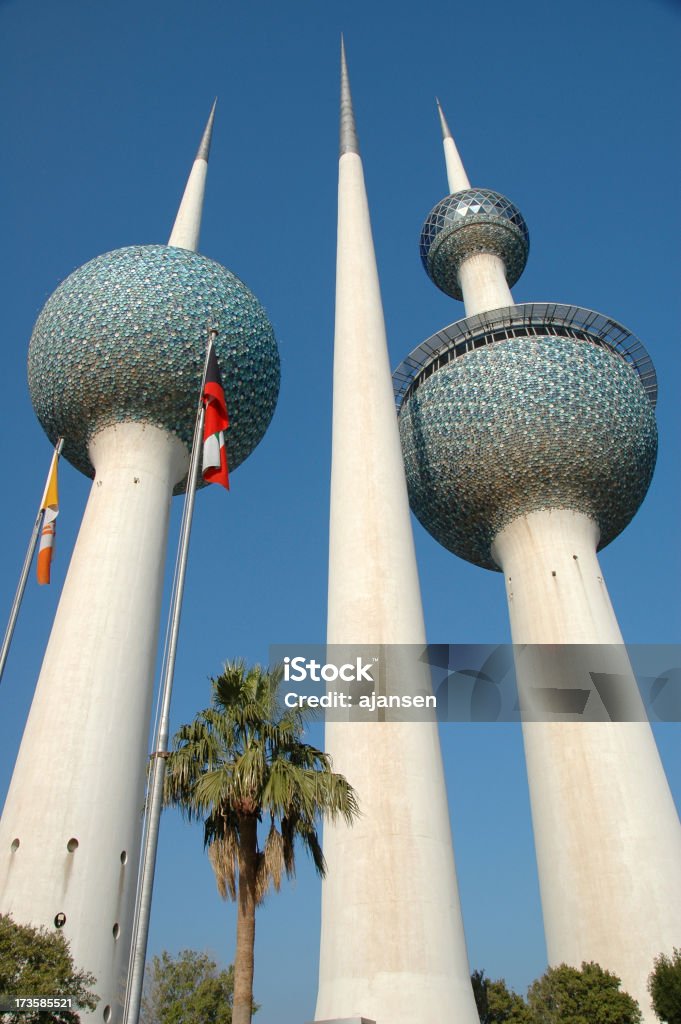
[0,0,680,1021]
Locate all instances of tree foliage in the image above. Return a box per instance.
[471,969,531,1023]
[140,949,254,1024]
[487,978,532,1023]
[472,969,490,1021]
[648,948,681,1024]
[526,962,642,1024]
[162,660,359,1024]
[472,963,641,1024]
[0,914,98,1023]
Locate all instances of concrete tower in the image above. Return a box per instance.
[313,46,479,1024]
[0,108,280,1021]
[393,102,681,1021]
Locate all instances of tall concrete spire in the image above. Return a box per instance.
[313,40,479,1024]
[168,99,217,251]
[436,97,470,193]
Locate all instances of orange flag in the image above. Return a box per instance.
[37,453,59,585]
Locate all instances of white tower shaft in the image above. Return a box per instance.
[314,45,479,1024]
[435,110,681,1017]
[491,510,681,1022]
[0,105,215,1021]
[458,253,514,316]
[0,424,187,1019]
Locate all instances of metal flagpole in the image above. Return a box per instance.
[0,436,64,686]
[123,331,216,1024]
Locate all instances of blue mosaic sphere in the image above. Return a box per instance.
[398,336,657,570]
[420,189,529,300]
[28,245,280,490]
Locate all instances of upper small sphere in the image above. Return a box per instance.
[28,245,280,489]
[399,334,657,569]
[420,189,529,300]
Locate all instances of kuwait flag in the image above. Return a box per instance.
[37,452,59,585]
[202,342,230,489]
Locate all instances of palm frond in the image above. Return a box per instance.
[299,825,327,878]
[207,833,238,901]
[163,659,360,912]
[257,821,285,899]
[280,815,296,878]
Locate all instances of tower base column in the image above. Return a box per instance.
[492,509,681,1024]
[0,422,188,1023]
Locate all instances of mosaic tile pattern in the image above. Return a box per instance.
[28,245,280,491]
[399,335,657,570]
[420,189,529,300]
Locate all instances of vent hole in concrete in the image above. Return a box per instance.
[10,838,20,852]
[67,838,79,853]
[120,850,127,865]
[112,923,120,940]
[103,1006,111,1022]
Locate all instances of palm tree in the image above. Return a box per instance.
[162,659,359,1024]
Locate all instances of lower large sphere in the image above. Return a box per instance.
[399,336,657,570]
[28,245,280,488]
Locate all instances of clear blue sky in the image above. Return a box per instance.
[1,0,680,1021]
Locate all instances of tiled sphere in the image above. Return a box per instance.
[420,189,529,300]
[28,245,280,490]
[399,336,657,570]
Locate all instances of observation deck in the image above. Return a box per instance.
[393,303,657,411]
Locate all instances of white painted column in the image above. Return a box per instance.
[458,252,514,317]
[492,509,681,1023]
[168,158,208,251]
[437,99,470,195]
[315,127,478,1021]
[167,99,215,253]
[326,152,425,647]
[0,422,188,1023]
[443,136,469,194]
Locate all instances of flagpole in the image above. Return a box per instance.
[123,332,216,1024]
[0,437,64,686]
